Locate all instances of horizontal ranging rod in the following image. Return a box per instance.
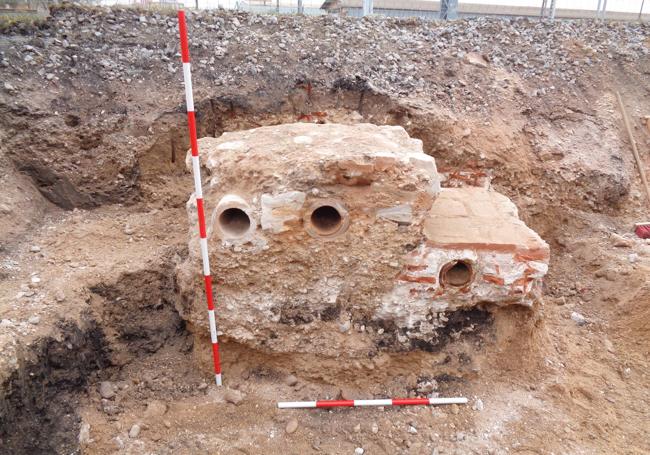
[278,397,468,409]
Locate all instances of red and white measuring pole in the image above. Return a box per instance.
[178,10,222,387]
[278,397,468,409]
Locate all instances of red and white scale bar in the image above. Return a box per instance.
[178,10,222,387]
[278,397,468,409]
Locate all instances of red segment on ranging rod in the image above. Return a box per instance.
[178,9,222,386]
[278,397,468,409]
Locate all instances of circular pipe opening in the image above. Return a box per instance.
[218,208,251,237]
[440,260,473,287]
[310,205,343,235]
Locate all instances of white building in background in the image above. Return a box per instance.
[95,0,647,18]
[320,0,648,19]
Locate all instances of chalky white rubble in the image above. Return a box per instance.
[178,123,549,356]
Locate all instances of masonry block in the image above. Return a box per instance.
[178,123,549,356]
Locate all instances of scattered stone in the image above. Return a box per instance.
[144,400,167,418]
[0,319,13,328]
[198,382,208,391]
[450,404,459,415]
[128,423,141,438]
[78,422,91,445]
[99,381,115,399]
[102,403,120,415]
[371,422,379,434]
[55,290,66,302]
[353,423,361,433]
[285,374,298,386]
[611,233,633,248]
[224,389,243,405]
[355,448,365,455]
[416,378,438,395]
[3,82,15,92]
[594,268,617,281]
[408,425,418,434]
[472,398,484,411]
[124,225,135,235]
[30,245,41,253]
[285,418,298,434]
[620,367,631,379]
[163,420,172,429]
[113,436,124,449]
[28,315,40,325]
[628,253,639,263]
[465,52,488,68]
[571,311,587,326]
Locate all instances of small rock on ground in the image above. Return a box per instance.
[99,381,115,399]
[129,424,141,438]
[571,311,587,326]
[78,422,91,444]
[286,418,298,434]
[611,233,633,247]
[285,374,298,386]
[144,400,167,418]
[224,389,243,405]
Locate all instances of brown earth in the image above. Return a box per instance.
[0,4,649,455]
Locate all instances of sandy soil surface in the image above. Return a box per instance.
[1,5,649,455]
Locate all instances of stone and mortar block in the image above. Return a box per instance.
[178,123,549,357]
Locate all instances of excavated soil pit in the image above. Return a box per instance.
[0,87,552,453]
[1,77,648,455]
[0,254,195,454]
[0,319,109,454]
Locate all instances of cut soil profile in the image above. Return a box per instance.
[1,5,649,455]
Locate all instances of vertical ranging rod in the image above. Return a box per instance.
[178,10,222,386]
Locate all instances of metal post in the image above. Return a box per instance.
[602,0,607,19]
[549,0,556,19]
[440,0,458,20]
[596,0,602,18]
[540,0,548,18]
[640,0,645,21]
[297,0,304,14]
[362,0,373,16]
[276,0,279,12]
